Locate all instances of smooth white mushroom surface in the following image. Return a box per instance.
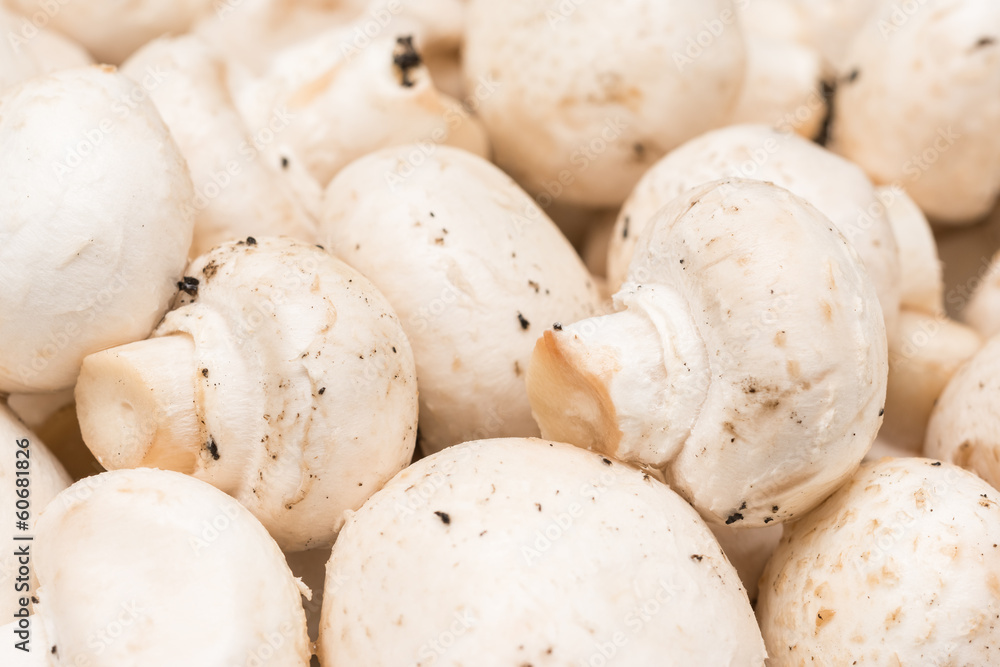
[788,0,880,72]
[529,179,887,528]
[0,66,195,393]
[321,145,604,455]
[33,468,310,666]
[75,237,418,551]
[121,35,319,257]
[0,404,71,623]
[924,335,1000,488]
[236,27,488,188]
[829,0,1000,225]
[881,185,944,315]
[757,457,1000,665]
[463,0,747,208]
[5,0,216,64]
[605,124,901,341]
[319,438,766,666]
[0,7,92,94]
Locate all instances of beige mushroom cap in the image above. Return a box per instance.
[33,468,310,665]
[757,457,1000,665]
[75,237,418,551]
[319,438,766,666]
[963,250,1000,338]
[530,179,887,527]
[606,124,901,341]
[321,145,603,455]
[0,66,194,393]
[925,335,1000,488]
[462,0,747,207]
[829,0,1000,224]
[881,185,944,315]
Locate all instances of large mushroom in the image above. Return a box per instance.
[0,66,195,393]
[30,468,310,665]
[320,145,604,454]
[757,458,1000,664]
[462,0,747,208]
[529,178,887,527]
[319,437,766,665]
[74,237,418,552]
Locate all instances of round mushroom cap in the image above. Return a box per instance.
[757,457,1000,665]
[829,0,1000,224]
[6,0,216,64]
[34,468,310,666]
[463,0,747,207]
[321,145,603,455]
[607,124,901,340]
[925,335,1000,488]
[881,185,944,315]
[0,66,195,393]
[319,437,766,666]
[963,251,1000,338]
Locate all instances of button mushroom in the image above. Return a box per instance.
[528,178,888,527]
[829,0,1000,224]
[0,66,195,393]
[320,145,604,454]
[318,437,766,666]
[74,237,418,552]
[31,468,311,665]
[605,123,902,341]
[462,0,747,207]
[757,457,1000,664]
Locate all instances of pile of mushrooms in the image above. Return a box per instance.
[1,0,999,662]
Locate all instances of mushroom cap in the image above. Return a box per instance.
[829,0,1000,224]
[789,0,879,71]
[236,28,489,188]
[6,0,216,64]
[79,237,418,551]
[34,468,310,666]
[0,404,71,622]
[320,145,603,454]
[757,457,1000,664]
[925,334,1000,488]
[0,66,195,393]
[319,437,766,666]
[530,179,887,527]
[881,185,944,315]
[963,251,1000,338]
[607,124,902,340]
[0,7,92,94]
[121,35,319,256]
[462,0,747,207]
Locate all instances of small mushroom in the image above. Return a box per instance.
[320,145,604,454]
[606,124,902,341]
[757,458,1000,664]
[462,0,747,207]
[32,468,311,665]
[121,35,319,257]
[829,0,1000,224]
[0,66,195,393]
[925,335,1000,488]
[0,404,71,622]
[529,179,887,527]
[74,238,418,551]
[318,438,766,665]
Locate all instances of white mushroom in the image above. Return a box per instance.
[74,237,418,551]
[881,185,944,315]
[528,179,887,527]
[121,35,319,257]
[0,66,195,393]
[235,27,489,188]
[829,0,1000,224]
[32,468,310,665]
[757,457,1000,664]
[881,311,982,450]
[320,145,604,454]
[606,124,902,341]
[4,0,215,64]
[925,335,1000,488]
[0,6,92,93]
[0,404,71,624]
[788,0,880,72]
[462,0,747,207]
[963,250,1000,338]
[319,437,766,665]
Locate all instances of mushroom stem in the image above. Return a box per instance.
[75,334,202,474]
